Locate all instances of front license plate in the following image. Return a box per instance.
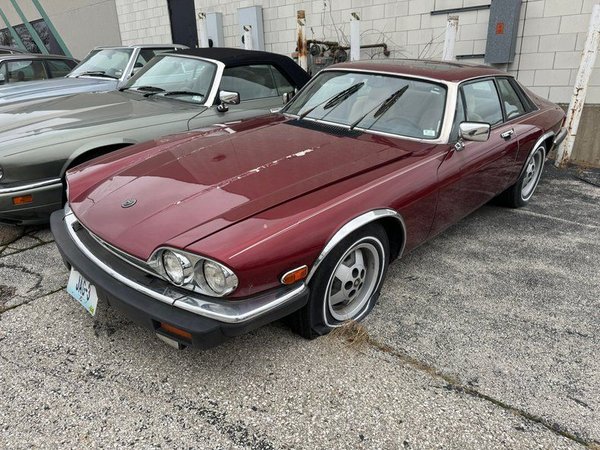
[66,268,98,316]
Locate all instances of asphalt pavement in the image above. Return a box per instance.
[0,164,598,449]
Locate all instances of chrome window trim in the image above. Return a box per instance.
[0,178,61,194]
[306,208,407,283]
[63,209,306,324]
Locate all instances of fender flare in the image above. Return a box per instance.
[306,208,407,283]
[60,138,139,177]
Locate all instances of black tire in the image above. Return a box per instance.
[498,143,546,208]
[288,223,389,339]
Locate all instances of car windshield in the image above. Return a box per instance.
[123,55,216,104]
[284,71,447,140]
[69,48,134,79]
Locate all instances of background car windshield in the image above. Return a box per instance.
[69,48,133,78]
[126,55,216,104]
[285,71,447,140]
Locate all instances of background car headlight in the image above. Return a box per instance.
[162,250,191,285]
[0,166,4,181]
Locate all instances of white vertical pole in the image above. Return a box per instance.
[556,4,600,167]
[350,13,360,61]
[297,10,308,71]
[243,25,253,50]
[442,15,459,61]
[197,12,209,48]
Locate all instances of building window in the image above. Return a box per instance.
[0,19,64,55]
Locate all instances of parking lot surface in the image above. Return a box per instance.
[1,164,598,449]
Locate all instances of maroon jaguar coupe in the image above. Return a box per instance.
[51,59,566,349]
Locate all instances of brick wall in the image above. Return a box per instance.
[114,0,600,104]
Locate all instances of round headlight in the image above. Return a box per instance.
[162,250,191,285]
[202,260,237,295]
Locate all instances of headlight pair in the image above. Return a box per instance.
[160,249,238,297]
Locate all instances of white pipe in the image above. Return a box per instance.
[243,25,253,50]
[197,12,209,48]
[442,15,459,61]
[555,4,600,167]
[297,10,307,71]
[350,13,360,61]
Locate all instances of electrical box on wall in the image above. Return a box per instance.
[206,12,224,47]
[238,6,265,51]
[484,0,522,64]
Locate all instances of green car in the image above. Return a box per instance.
[0,48,309,225]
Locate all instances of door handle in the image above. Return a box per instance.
[500,129,514,140]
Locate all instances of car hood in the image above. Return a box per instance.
[0,77,117,104]
[69,116,417,260]
[0,91,203,148]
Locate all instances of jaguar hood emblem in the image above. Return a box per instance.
[121,198,137,208]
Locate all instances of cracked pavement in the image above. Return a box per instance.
[0,164,598,449]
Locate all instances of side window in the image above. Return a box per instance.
[221,65,279,101]
[497,78,527,119]
[0,63,6,85]
[6,60,48,82]
[46,59,74,78]
[461,79,503,126]
[270,66,294,95]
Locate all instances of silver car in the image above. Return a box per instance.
[0,48,310,224]
[0,44,186,105]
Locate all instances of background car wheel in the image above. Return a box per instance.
[288,223,389,339]
[498,144,546,208]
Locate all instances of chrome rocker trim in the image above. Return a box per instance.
[0,178,62,194]
[63,210,307,324]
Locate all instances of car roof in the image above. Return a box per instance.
[173,47,311,87]
[330,59,508,82]
[94,44,188,50]
[0,54,77,61]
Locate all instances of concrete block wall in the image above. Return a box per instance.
[114,0,172,46]
[114,0,600,105]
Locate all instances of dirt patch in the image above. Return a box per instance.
[0,284,17,306]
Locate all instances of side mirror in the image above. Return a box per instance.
[282,91,294,104]
[217,90,240,112]
[459,122,491,142]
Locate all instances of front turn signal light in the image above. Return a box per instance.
[281,265,308,285]
[12,195,33,206]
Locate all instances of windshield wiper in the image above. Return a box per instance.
[298,82,365,120]
[348,85,409,131]
[124,86,166,96]
[75,71,119,80]
[160,91,204,99]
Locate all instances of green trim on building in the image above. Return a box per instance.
[0,7,26,51]
[31,0,71,57]
[8,0,49,54]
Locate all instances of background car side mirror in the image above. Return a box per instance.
[282,91,294,104]
[217,90,240,112]
[455,122,491,151]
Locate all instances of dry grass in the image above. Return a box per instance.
[327,320,371,349]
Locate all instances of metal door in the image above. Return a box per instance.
[167,0,198,48]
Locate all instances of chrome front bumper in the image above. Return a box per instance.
[59,208,308,325]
